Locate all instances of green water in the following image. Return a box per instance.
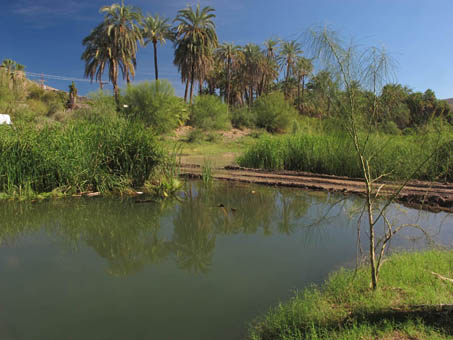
[0,181,451,339]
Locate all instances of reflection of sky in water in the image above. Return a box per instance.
[0,181,451,340]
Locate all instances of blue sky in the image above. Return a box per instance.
[1,0,453,98]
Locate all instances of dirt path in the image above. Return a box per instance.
[179,163,453,213]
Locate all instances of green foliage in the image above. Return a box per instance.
[122,80,188,133]
[253,92,297,133]
[239,126,453,182]
[190,95,230,130]
[231,106,256,129]
[0,118,164,196]
[249,250,453,340]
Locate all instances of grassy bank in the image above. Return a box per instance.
[249,250,453,340]
[238,130,453,182]
[0,117,164,199]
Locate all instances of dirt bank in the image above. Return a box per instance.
[179,164,453,213]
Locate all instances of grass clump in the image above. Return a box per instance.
[0,117,164,197]
[249,250,453,340]
[190,95,230,130]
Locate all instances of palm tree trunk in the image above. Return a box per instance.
[226,57,231,106]
[113,62,120,106]
[301,75,306,114]
[297,76,301,111]
[184,78,189,103]
[153,40,159,80]
[113,81,119,105]
[189,63,195,104]
[189,77,194,105]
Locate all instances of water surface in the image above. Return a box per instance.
[0,181,451,339]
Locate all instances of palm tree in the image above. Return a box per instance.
[294,57,313,111]
[241,43,265,106]
[142,14,174,80]
[1,59,16,88]
[174,4,218,104]
[82,1,143,104]
[216,42,242,106]
[261,39,279,94]
[279,40,302,81]
[81,23,109,90]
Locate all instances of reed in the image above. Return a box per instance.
[0,117,164,197]
[238,130,453,182]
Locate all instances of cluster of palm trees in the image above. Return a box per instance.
[1,59,25,90]
[207,39,313,109]
[81,1,314,109]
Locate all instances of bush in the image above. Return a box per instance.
[231,107,256,129]
[122,80,188,133]
[190,95,230,130]
[253,92,297,133]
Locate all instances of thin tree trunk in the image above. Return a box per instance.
[153,40,158,80]
[368,192,378,290]
[301,75,305,113]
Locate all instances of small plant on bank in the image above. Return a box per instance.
[201,159,213,185]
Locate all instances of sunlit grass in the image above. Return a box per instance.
[249,250,453,340]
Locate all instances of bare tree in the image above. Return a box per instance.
[308,27,440,290]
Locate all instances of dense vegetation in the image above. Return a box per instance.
[0,117,163,198]
[0,66,170,199]
[249,250,453,340]
[239,120,453,182]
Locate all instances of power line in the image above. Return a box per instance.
[25,71,110,84]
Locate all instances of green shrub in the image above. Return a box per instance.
[190,95,230,130]
[253,92,297,133]
[231,107,256,129]
[122,80,188,133]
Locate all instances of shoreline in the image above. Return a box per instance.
[179,163,453,213]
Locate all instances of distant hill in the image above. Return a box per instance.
[443,98,453,110]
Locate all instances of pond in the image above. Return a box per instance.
[0,181,451,340]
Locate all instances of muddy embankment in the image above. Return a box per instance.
[179,164,453,213]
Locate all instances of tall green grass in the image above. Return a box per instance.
[238,130,453,182]
[249,250,453,340]
[0,118,163,196]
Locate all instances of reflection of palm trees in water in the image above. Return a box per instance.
[172,190,216,274]
[0,182,354,276]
